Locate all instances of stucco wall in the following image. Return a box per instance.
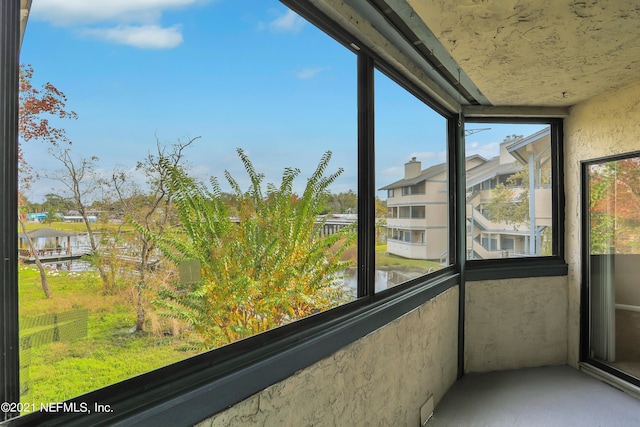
[196,287,459,426]
[564,78,640,366]
[465,276,568,373]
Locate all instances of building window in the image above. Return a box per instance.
[412,205,426,219]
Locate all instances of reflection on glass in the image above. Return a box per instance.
[18,1,357,408]
[464,124,552,259]
[587,155,640,379]
[374,69,449,291]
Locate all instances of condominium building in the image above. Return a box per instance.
[381,127,552,261]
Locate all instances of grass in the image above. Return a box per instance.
[16,243,440,407]
[375,243,443,270]
[18,265,200,406]
[22,221,134,233]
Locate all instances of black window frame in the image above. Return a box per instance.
[464,117,567,281]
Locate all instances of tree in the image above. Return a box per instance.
[375,196,387,218]
[19,64,77,183]
[483,169,530,228]
[111,137,197,332]
[18,196,52,298]
[49,149,114,291]
[18,64,77,298]
[481,136,553,256]
[148,149,356,348]
[323,190,357,214]
[42,193,73,223]
[589,157,640,254]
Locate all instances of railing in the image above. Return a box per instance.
[18,247,72,258]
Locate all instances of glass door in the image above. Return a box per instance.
[584,152,640,383]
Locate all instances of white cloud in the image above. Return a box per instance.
[30,0,207,49]
[466,141,500,159]
[31,0,203,25]
[82,25,184,49]
[296,67,329,80]
[268,10,305,33]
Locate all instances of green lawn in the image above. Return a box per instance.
[22,221,134,233]
[17,243,440,406]
[18,266,200,406]
[375,243,443,270]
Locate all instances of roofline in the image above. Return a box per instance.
[506,127,551,164]
[20,0,32,51]
[380,153,491,191]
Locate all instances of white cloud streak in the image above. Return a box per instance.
[82,25,184,49]
[31,0,202,25]
[30,0,207,49]
[268,10,305,33]
[296,67,329,80]
[466,141,500,159]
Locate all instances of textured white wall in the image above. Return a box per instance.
[465,276,568,373]
[197,287,459,426]
[564,78,640,366]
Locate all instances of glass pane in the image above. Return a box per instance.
[465,123,552,259]
[18,1,357,408]
[375,70,449,291]
[587,155,640,379]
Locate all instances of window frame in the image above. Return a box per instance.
[464,117,567,281]
[1,1,21,421]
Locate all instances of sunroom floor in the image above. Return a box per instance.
[427,365,640,427]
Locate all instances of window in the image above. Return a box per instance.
[465,122,560,260]
[14,0,359,411]
[412,205,426,219]
[375,68,450,291]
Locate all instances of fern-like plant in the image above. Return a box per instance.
[149,149,356,348]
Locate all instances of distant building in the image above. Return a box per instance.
[25,212,47,222]
[380,128,552,261]
[62,215,97,223]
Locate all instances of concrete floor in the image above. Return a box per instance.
[427,365,640,427]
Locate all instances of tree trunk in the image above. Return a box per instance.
[18,215,52,298]
[135,245,149,332]
[135,283,145,332]
[80,211,112,292]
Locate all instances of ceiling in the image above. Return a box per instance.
[327,0,640,108]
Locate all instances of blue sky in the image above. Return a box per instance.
[20,0,545,203]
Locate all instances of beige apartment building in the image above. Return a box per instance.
[382,127,552,261]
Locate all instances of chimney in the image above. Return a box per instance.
[404,157,421,179]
